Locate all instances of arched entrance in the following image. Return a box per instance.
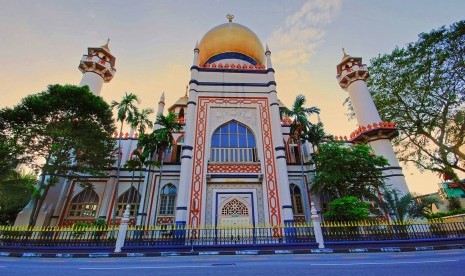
[218,197,251,228]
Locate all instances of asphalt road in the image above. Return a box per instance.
[1,249,464,276]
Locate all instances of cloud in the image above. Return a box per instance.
[268,0,342,68]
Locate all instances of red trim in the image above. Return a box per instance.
[188,97,282,228]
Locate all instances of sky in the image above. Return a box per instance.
[0,0,464,195]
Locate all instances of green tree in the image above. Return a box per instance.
[311,142,389,201]
[447,196,462,211]
[381,189,438,222]
[110,92,140,218]
[0,170,35,225]
[366,20,465,176]
[0,84,115,226]
[282,94,320,207]
[324,196,370,222]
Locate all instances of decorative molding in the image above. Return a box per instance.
[181,145,193,150]
[189,97,281,229]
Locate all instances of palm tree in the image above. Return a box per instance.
[381,189,438,223]
[128,108,154,212]
[110,92,140,219]
[130,108,154,135]
[282,94,320,219]
[152,112,182,221]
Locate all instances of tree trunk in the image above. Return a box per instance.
[113,121,124,220]
[152,151,165,225]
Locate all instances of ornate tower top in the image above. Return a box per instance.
[78,39,116,83]
[226,14,234,22]
[336,49,368,89]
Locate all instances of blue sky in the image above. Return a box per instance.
[0,0,464,194]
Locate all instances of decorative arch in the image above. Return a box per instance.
[158,184,177,216]
[220,197,250,216]
[67,187,99,218]
[116,186,141,217]
[210,120,257,163]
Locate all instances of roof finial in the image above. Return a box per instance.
[341,47,349,61]
[102,38,110,51]
[226,14,234,23]
[185,85,188,97]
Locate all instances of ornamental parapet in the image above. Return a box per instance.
[174,117,186,124]
[281,117,292,126]
[112,132,139,139]
[200,62,266,71]
[207,162,261,174]
[349,121,399,143]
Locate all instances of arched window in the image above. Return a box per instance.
[116,187,141,217]
[158,184,177,215]
[210,121,257,163]
[67,187,99,218]
[178,108,185,120]
[290,184,304,215]
[173,136,184,163]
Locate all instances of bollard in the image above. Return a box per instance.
[311,202,325,249]
[114,204,130,253]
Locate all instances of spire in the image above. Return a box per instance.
[102,38,111,52]
[341,48,349,61]
[159,92,165,104]
[265,43,273,69]
[194,41,199,51]
[185,85,188,97]
[226,14,234,23]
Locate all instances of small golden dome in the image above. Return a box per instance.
[198,22,265,66]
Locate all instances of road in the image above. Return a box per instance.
[1,249,464,276]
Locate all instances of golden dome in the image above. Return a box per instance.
[198,22,265,66]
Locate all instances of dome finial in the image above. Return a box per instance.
[226,14,234,23]
[185,85,188,97]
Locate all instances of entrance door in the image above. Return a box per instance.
[218,198,251,228]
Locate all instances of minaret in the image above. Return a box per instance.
[265,44,295,225]
[336,50,409,196]
[78,39,116,95]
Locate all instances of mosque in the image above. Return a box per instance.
[15,15,409,228]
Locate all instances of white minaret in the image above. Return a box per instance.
[78,39,116,95]
[336,50,409,196]
[265,44,295,225]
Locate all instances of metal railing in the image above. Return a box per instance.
[123,224,315,246]
[2,220,465,248]
[0,225,118,247]
[321,220,465,242]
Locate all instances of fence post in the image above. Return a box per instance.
[311,202,325,248]
[114,204,130,253]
